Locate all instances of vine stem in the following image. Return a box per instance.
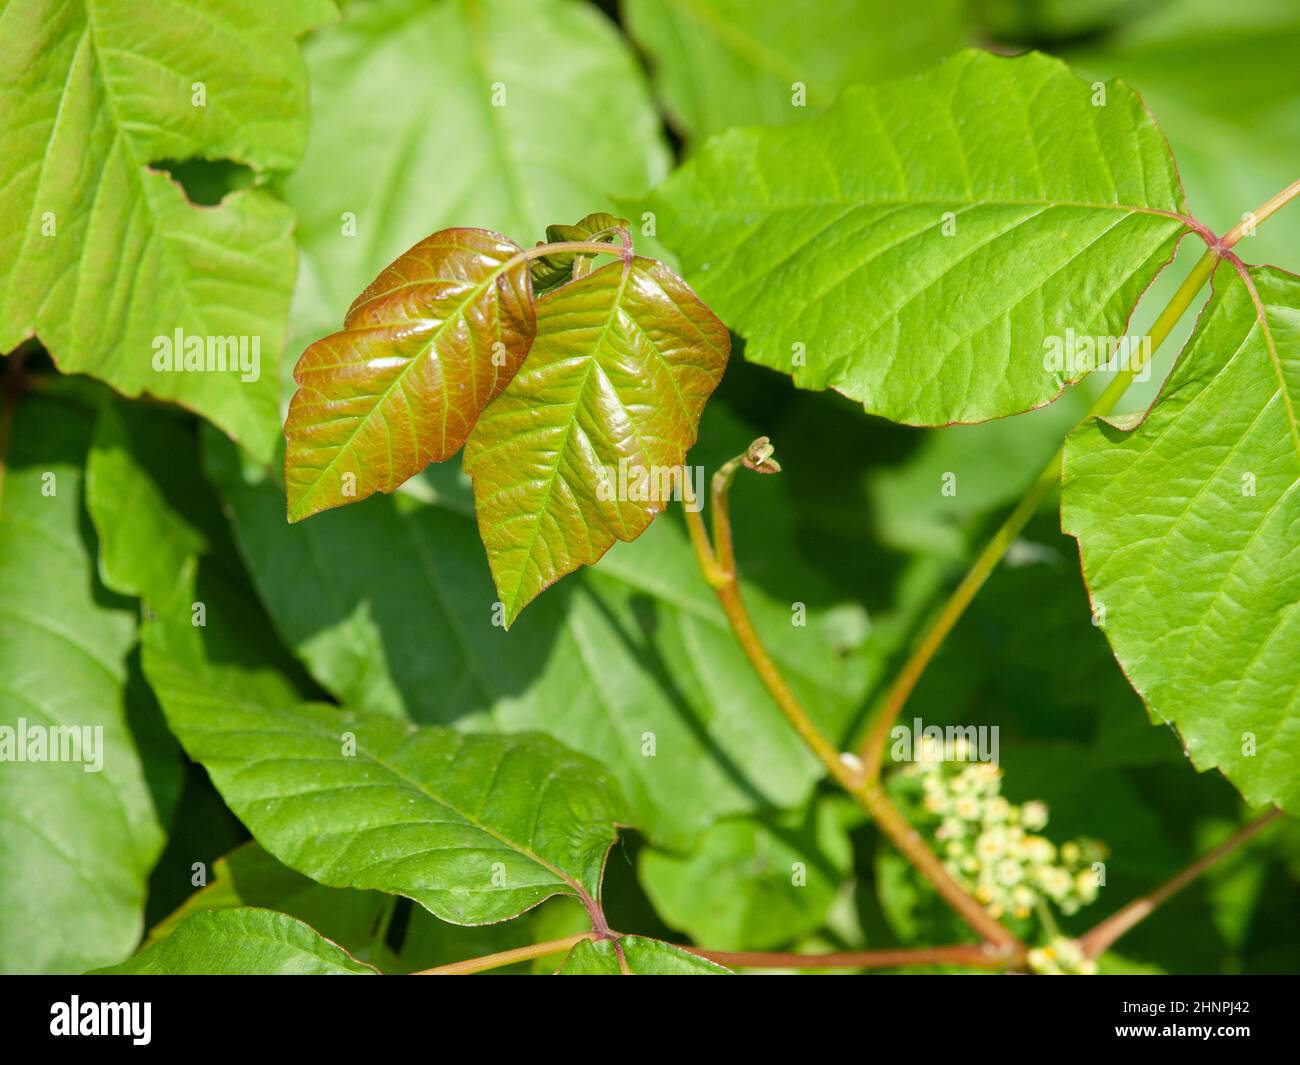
[853,244,1220,779]
[412,931,599,975]
[681,466,1024,959]
[514,239,632,268]
[1221,178,1300,249]
[1079,807,1282,959]
[682,943,1011,971]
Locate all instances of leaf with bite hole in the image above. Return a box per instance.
[285,228,536,521]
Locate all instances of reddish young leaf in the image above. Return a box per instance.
[284,227,535,521]
[464,256,730,625]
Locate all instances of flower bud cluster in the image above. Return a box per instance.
[895,737,1108,922]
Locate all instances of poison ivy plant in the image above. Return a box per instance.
[3,1,1297,982]
[0,396,168,973]
[284,227,536,522]
[98,908,377,975]
[640,49,1195,425]
[0,0,335,460]
[1062,263,1300,814]
[285,219,730,623]
[623,0,964,143]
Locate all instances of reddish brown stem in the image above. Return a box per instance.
[1080,808,1283,959]
[682,943,1012,971]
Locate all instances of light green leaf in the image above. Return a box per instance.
[463,256,730,625]
[641,48,1193,425]
[639,799,852,951]
[0,395,167,973]
[203,408,870,850]
[0,0,334,460]
[1062,263,1300,813]
[624,0,963,143]
[284,0,669,359]
[97,908,376,975]
[141,569,628,925]
[556,935,732,974]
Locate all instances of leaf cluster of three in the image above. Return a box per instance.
[284,217,729,627]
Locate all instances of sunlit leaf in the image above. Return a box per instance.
[0,0,335,460]
[141,567,629,925]
[642,49,1192,425]
[285,228,535,521]
[464,256,730,624]
[1063,262,1300,813]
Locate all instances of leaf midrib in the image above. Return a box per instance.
[179,692,595,903]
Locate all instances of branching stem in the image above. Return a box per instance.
[682,943,1011,971]
[682,453,1025,960]
[1079,808,1282,958]
[412,931,600,975]
[854,243,1220,778]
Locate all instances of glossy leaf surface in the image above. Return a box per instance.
[142,569,627,924]
[464,256,730,624]
[285,228,535,521]
[642,49,1191,425]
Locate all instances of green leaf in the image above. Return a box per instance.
[284,0,669,356]
[641,48,1192,425]
[141,570,628,925]
[202,411,869,849]
[555,935,732,974]
[0,395,167,973]
[463,256,730,624]
[86,403,209,601]
[624,0,963,143]
[639,799,852,951]
[0,0,335,460]
[284,228,536,522]
[97,908,376,975]
[147,842,389,960]
[1062,262,1300,813]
